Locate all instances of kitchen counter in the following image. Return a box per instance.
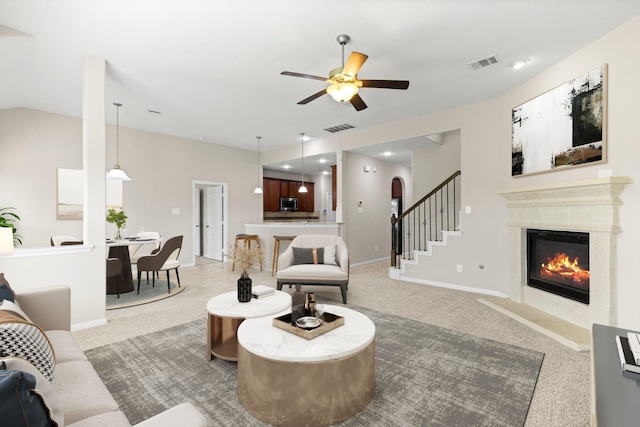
[244,223,343,273]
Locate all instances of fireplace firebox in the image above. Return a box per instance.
[526,229,590,304]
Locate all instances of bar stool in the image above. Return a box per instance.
[272,235,296,276]
[232,234,263,271]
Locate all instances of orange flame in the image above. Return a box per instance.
[540,253,590,285]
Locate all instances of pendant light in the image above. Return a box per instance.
[298,132,308,193]
[107,102,131,181]
[253,136,263,194]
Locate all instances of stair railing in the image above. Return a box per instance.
[391,170,461,267]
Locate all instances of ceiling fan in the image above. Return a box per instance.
[281,34,409,111]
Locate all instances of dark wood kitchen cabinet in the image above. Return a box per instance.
[297,182,314,212]
[263,178,281,211]
[262,178,314,212]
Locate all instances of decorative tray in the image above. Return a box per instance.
[272,311,344,340]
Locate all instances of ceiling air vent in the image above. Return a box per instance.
[324,123,355,133]
[468,55,500,70]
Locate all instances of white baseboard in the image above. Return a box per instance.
[390,273,509,298]
[71,317,107,331]
[351,256,390,268]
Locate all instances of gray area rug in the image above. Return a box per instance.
[86,302,544,426]
[106,278,185,310]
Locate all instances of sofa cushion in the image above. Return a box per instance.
[53,360,120,425]
[0,366,56,426]
[2,357,64,426]
[136,403,207,427]
[0,311,56,381]
[45,330,88,363]
[0,273,16,302]
[67,410,131,427]
[277,264,348,282]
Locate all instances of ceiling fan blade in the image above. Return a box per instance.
[349,93,367,111]
[281,71,328,82]
[342,52,368,79]
[297,89,328,105]
[359,79,410,90]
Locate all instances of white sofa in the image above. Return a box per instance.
[276,235,350,303]
[3,284,206,427]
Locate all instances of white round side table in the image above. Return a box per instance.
[206,289,290,361]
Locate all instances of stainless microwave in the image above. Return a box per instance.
[280,197,298,211]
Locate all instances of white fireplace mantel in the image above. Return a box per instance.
[498,177,632,233]
[498,176,632,329]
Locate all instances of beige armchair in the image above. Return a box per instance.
[276,234,349,303]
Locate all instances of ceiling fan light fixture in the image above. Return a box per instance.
[327,82,358,103]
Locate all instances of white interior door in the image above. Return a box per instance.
[205,186,224,260]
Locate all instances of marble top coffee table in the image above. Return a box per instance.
[237,305,376,426]
[206,289,290,361]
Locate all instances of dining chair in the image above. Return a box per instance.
[51,235,83,246]
[136,235,183,295]
[106,257,123,298]
[129,231,162,263]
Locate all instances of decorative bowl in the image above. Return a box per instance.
[295,316,322,330]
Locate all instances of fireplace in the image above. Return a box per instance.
[527,229,590,305]
[499,177,630,330]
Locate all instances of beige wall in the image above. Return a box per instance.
[344,151,412,264]
[0,108,262,258]
[412,129,461,201]
[2,15,640,329]
[335,15,640,328]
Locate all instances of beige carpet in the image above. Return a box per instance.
[73,257,591,426]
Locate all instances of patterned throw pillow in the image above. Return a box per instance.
[0,311,55,382]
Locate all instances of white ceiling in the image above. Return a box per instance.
[2,0,639,174]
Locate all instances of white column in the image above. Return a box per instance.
[82,54,107,318]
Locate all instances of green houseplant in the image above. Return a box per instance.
[0,207,22,246]
[106,208,127,240]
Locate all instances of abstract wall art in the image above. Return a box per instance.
[512,64,607,176]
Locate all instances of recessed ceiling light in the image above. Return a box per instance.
[283,165,291,169]
[319,158,327,163]
[383,151,392,157]
[512,58,530,70]
[322,171,329,175]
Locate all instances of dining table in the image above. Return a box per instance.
[106,237,163,295]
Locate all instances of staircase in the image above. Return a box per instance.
[390,171,461,279]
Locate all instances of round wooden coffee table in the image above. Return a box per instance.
[237,305,376,426]
[206,290,290,361]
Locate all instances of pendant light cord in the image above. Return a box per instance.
[300,132,305,187]
[256,136,261,184]
[114,102,122,165]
